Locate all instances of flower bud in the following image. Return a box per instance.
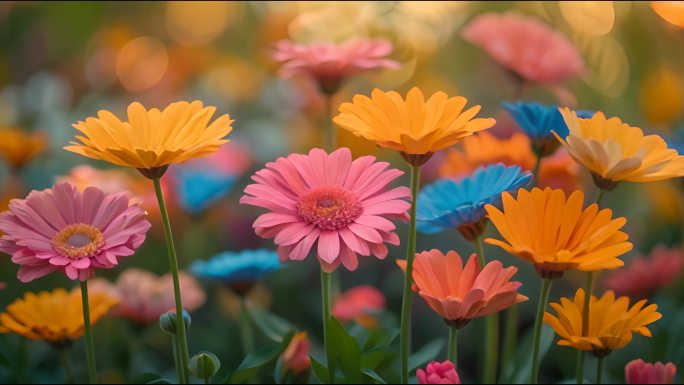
[159,309,191,334]
[188,351,221,382]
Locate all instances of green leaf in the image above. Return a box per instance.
[229,331,295,383]
[505,325,555,384]
[362,327,399,352]
[310,356,330,384]
[147,379,173,384]
[408,338,445,372]
[361,348,396,371]
[249,305,297,342]
[327,317,363,383]
[361,368,387,384]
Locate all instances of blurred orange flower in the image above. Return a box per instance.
[332,285,386,328]
[0,127,46,170]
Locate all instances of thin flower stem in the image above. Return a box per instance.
[473,235,498,384]
[576,272,594,384]
[596,356,605,385]
[501,304,518,375]
[58,348,75,384]
[154,177,190,384]
[172,337,183,383]
[324,93,337,152]
[400,165,421,384]
[595,188,605,206]
[447,327,458,365]
[321,270,335,384]
[530,279,553,384]
[240,298,255,355]
[80,280,98,384]
[531,153,543,187]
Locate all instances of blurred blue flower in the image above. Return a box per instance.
[190,249,281,284]
[174,168,239,214]
[416,164,532,235]
[502,101,569,140]
[575,110,595,119]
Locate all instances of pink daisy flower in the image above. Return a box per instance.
[461,12,584,85]
[240,147,411,272]
[0,182,151,282]
[603,246,684,299]
[273,38,399,93]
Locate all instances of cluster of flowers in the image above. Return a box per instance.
[0,9,682,385]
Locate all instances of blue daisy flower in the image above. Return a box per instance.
[175,167,239,215]
[416,164,532,237]
[190,249,281,285]
[502,101,569,140]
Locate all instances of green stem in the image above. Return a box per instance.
[595,188,605,205]
[80,280,98,384]
[400,165,421,384]
[172,337,183,383]
[473,235,498,384]
[576,272,594,384]
[321,270,334,384]
[324,92,336,152]
[240,298,255,355]
[531,153,543,187]
[447,327,458,365]
[154,177,189,384]
[501,305,518,375]
[58,348,75,384]
[596,356,605,385]
[530,279,553,384]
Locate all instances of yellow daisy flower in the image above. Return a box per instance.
[65,100,234,178]
[0,288,118,347]
[556,108,684,189]
[0,127,46,170]
[333,87,495,165]
[544,289,661,356]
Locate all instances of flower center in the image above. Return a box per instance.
[296,186,362,230]
[51,223,104,259]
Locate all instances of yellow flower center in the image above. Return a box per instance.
[51,223,104,259]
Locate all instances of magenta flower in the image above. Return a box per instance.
[626,359,677,384]
[417,361,461,384]
[90,268,206,324]
[604,246,684,299]
[273,38,399,93]
[461,12,584,85]
[240,147,411,272]
[0,183,151,282]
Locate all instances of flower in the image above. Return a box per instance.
[273,38,399,94]
[625,359,677,385]
[402,249,527,328]
[502,101,569,141]
[190,249,280,295]
[461,12,584,84]
[557,108,684,189]
[652,1,684,29]
[536,150,583,194]
[0,127,46,170]
[0,183,151,282]
[170,142,251,214]
[603,246,684,299]
[240,147,411,272]
[89,268,206,324]
[544,289,662,355]
[417,361,461,384]
[0,288,118,346]
[333,88,495,163]
[332,285,386,328]
[65,100,234,177]
[485,188,632,279]
[281,331,311,377]
[417,164,531,239]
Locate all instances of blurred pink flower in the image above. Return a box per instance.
[273,38,399,93]
[90,268,206,324]
[0,282,5,290]
[625,359,676,384]
[281,331,311,378]
[0,183,150,282]
[241,148,411,272]
[604,246,684,299]
[332,285,386,328]
[417,361,461,384]
[461,12,584,85]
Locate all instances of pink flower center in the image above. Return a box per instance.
[51,223,104,259]
[297,186,362,230]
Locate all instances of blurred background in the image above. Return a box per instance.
[1,1,684,383]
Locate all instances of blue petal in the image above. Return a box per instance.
[189,249,281,284]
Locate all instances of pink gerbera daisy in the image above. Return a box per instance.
[273,38,399,94]
[0,182,151,282]
[240,147,411,272]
